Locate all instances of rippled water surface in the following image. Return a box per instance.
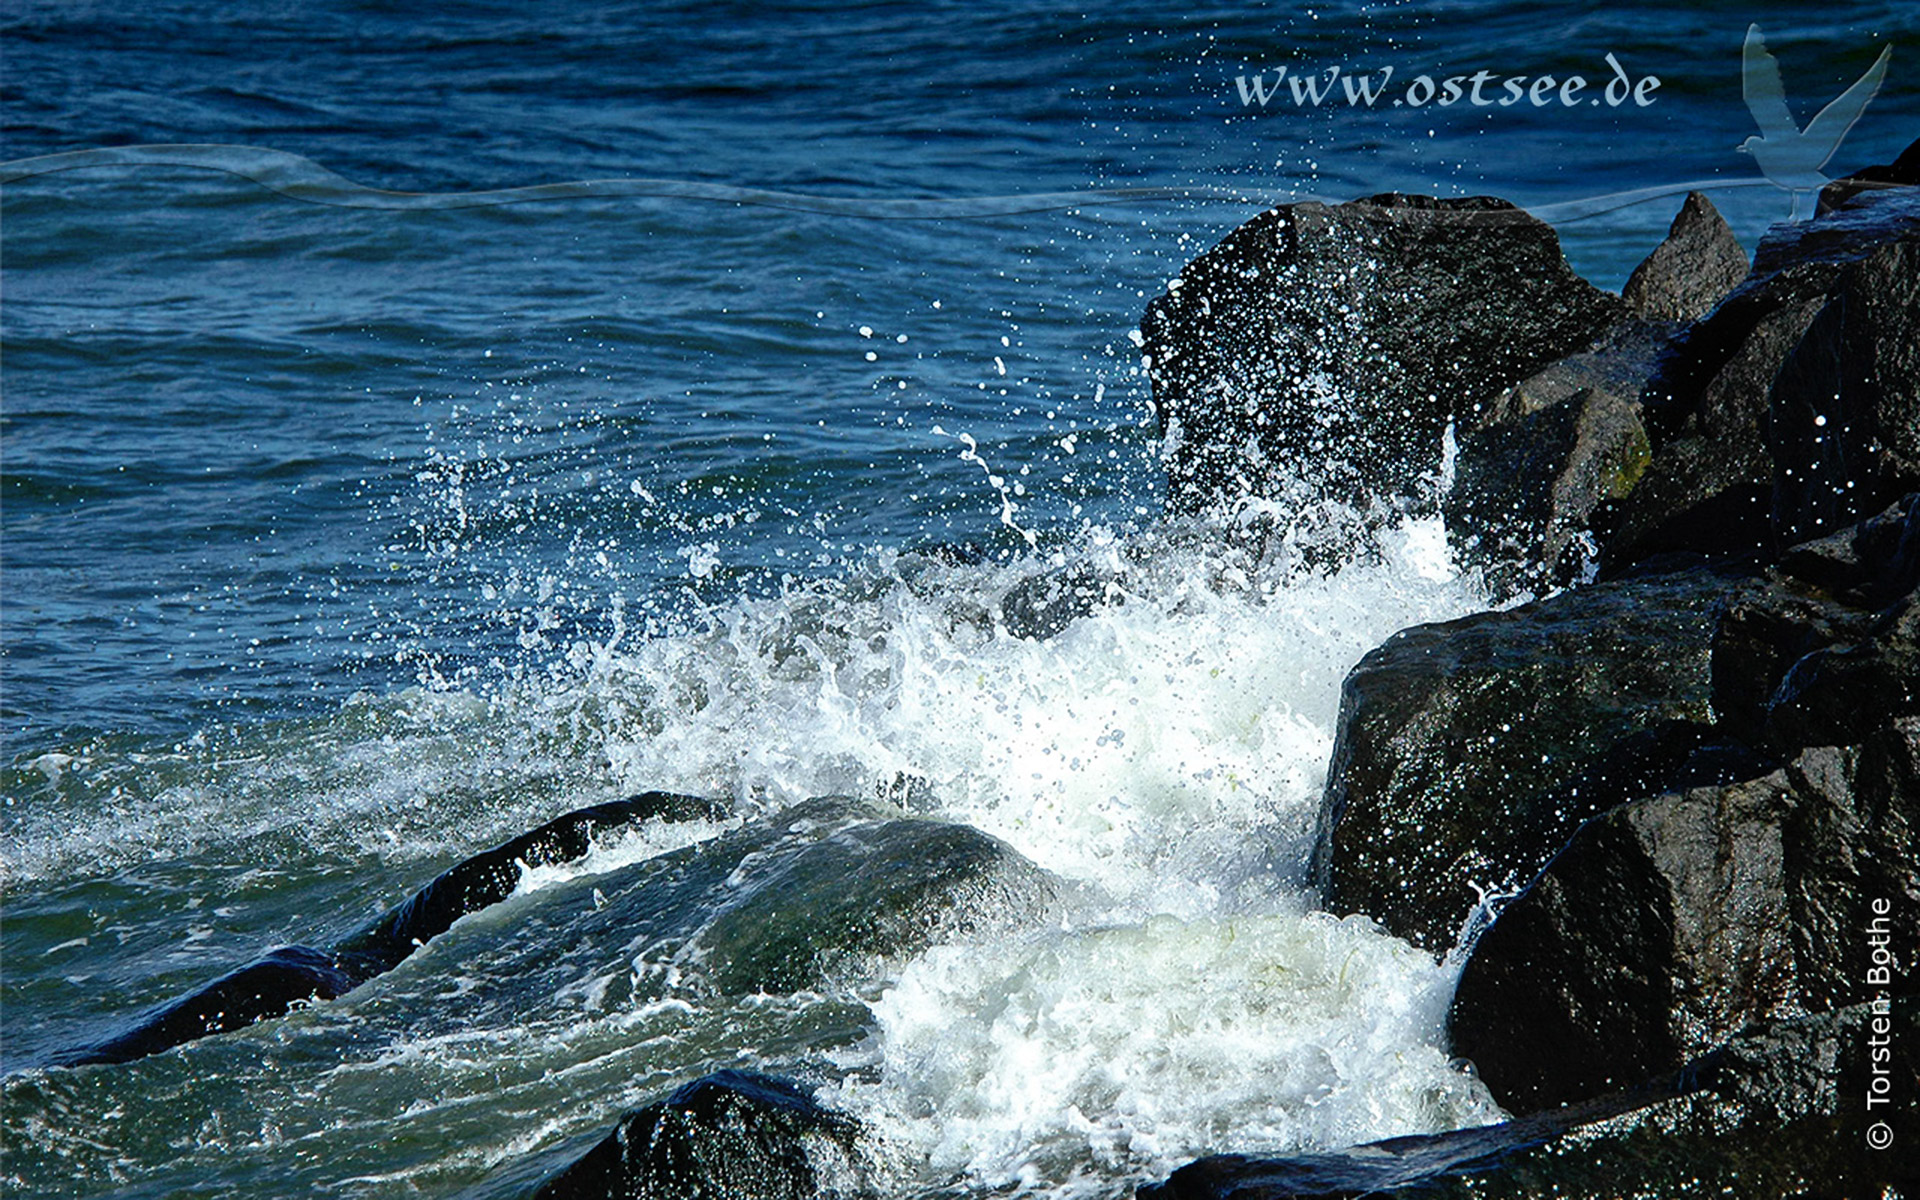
[4,2,1914,1196]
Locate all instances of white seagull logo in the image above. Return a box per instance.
[1737,24,1892,220]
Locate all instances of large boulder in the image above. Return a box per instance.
[1140,194,1620,521]
[1310,568,1739,951]
[1447,720,1920,1113]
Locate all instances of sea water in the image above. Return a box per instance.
[4,2,1914,1196]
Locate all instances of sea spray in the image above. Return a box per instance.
[4,511,1501,1198]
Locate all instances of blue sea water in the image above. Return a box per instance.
[2,3,1915,1197]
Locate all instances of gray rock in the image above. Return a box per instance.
[1447,720,1920,1113]
[1140,194,1620,521]
[1311,568,1735,951]
[999,562,1124,641]
[1445,348,1654,593]
[1620,191,1749,322]
[689,808,1058,995]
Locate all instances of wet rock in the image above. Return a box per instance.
[1448,720,1920,1113]
[1708,574,1878,746]
[1601,295,1824,567]
[1768,593,1920,749]
[449,796,1059,1006]
[1600,187,1920,576]
[1620,191,1748,322]
[335,791,728,978]
[999,562,1124,641]
[1310,567,1736,951]
[50,946,356,1068]
[688,806,1058,994]
[52,791,723,1067]
[1444,346,1654,593]
[1708,494,1918,746]
[1818,137,1920,215]
[1140,194,1619,520]
[1768,238,1920,547]
[1145,1003,1918,1199]
[530,1070,863,1200]
[1775,492,1920,608]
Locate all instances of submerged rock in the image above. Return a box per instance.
[1310,567,1735,951]
[1140,193,1619,521]
[52,790,722,1068]
[334,791,729,979]
[530,1070,864,1200]
[1448,720,1920,1113]
[50,945,358,1068]
[998,562,1124,641]
[687,802,1058,994]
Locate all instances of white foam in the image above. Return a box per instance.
[832,911,1498,1196]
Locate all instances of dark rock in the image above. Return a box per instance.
[1707,495,1919,747]
[1311,567,1735,951]
[50,946,356,1068]
[1709,574,1879,746]
[1140,193,1620,520]
[1768,238,1920,547]
[1602,295,1825,568]
[530,1070,863,1200]
[1818,137,1920,215]
[335,791,727,978]
[1769,594,1920,749]
[1598,187,1920,577]
[1775,492,1920,607]
[1749,183,1920,280]
[1448,720,1920,1113]
[999,562,1123,640]
[1145,1003,1919,1199]
[1445,354,1653,593]
[1620,191,1748,322]
[52,791,723,1068]
[1136,1077,1686,1200]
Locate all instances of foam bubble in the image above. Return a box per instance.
[834,911,1499,1196]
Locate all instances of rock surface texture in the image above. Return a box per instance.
[1140,194,1619,528]
[1147,169,1920,1197]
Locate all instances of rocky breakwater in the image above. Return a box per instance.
[1141,155,1920,1197]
